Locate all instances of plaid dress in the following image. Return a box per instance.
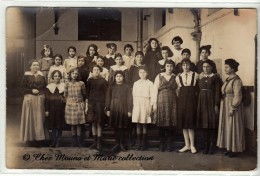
[153,74,178,127]
[64,81,86,125]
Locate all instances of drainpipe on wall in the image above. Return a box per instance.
[137,9,143,51]
[190,9,202,63]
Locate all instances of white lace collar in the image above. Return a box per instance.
[47,83,65,93]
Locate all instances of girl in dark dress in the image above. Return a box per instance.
[85,44,99,70]
[143,38,161,82]
[45,70,66,147]
[153,60,178,152]
[175,49,197,75]
[103,43,117,70]
[196,60,222,154]
[86,65,108,151]
[106,71,133,151]
[196,45,217,74]
[176,59,199,154]
[77,55,89,89]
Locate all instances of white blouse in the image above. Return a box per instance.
[123,55,135,69]
[175,71,198,87]
[133,79,154,105]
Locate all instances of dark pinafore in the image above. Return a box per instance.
[177,72,197,129]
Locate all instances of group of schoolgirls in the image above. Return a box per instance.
[20,36,245,158]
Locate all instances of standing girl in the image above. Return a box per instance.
[38,45,54,81]
[48,54,67,84]
[106,71,132,151]
[128,51,146,87]
[123,44,135,69]
[108,53,128,84]
[88,56,109,81]
[157,46,174,74]
[171,36,183,64]
[196,60,222,154]
[217,59,245,158]
[153,60,178,152]
[45,70,66,147]
[77,55,90,89]
[132,66,153,151]
[143,38,161,82]
[85,44,99,70]
[20,60,47,146]
[103,43,117,70]
[86,65,108,151]
[176,59,199,154]
[64,68,87,147]
[175,49,197,75]
[64,46,78,73]
[196,45,217,74]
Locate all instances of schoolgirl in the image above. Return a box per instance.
[88,56,109,81]
[103,43,117,69]
[171,36,183,64]
[153,60,178,152]
[106,71,132,151]
[157,46,174,74]
[86,65,108,151]
[63,46,78,73]
[64,68,87,147]
[132,66,153,150]
[77,55,89,89]
[176,59,199,154]
[38,44,54,81]
[85,44,99,70]
[175,49,197,75]
[45,70,66,147]
[122,44,135,69]
[196,45,217,74]
[108,53,128,84]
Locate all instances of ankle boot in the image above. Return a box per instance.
[71,135,77,147]
[135,134,141,150]
[55,137,61,147]
[77,136,83,147]
[208,142,216,155]
[141,134,147,151]
[166,137,172,152]
[97,137,102,151]
[89,135,97,149]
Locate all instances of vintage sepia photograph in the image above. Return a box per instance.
[5,5,258,173]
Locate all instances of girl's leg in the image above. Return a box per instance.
[89,122,97,149]
[97,123,102,151]
[112,128,120,151]
[50,128,57,147]
[55,129,62,147]
[135,124,142,150]
[76,125,83,147]
[141,124,148,151]
[179,129,190,152]
[158,127,165,152]
[202,129,209,154]
[119,128,126,151]
[188,129,197,153]
[71,125,77,147]
[165,127,173,152]
[208,129,217,155]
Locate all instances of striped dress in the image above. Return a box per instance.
[64,81,86,125]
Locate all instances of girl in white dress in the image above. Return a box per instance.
[132,66,153,150]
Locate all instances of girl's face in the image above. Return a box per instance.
[203,63,212,74]
[78,58,85,67]
[89,47,96,57]
[182,52,190,59]
[165,64,174,74]
[173,41,181,50]
[71,70,79,80]
[44,49,51,57]
[115,56,123,66]
[53,72,61,83]
[201,49,209,60]
[54,57,62,66]
[69,48,76,58]
[139,69,148,80]
[96,58,104,67]
[224,64,234,75]
[92,67,101,77]
[161,50,169,59]
[150,40,158,49]
[30,62,40,72]
[135,54,143,64]
[125,47,132,56]
[182,62,191,72]
[108,46,116,55]
[115,74,124,84]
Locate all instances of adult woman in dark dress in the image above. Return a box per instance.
[176,59,199,154]
[20,60,47,146]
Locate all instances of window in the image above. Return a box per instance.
[78,8,121,41]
